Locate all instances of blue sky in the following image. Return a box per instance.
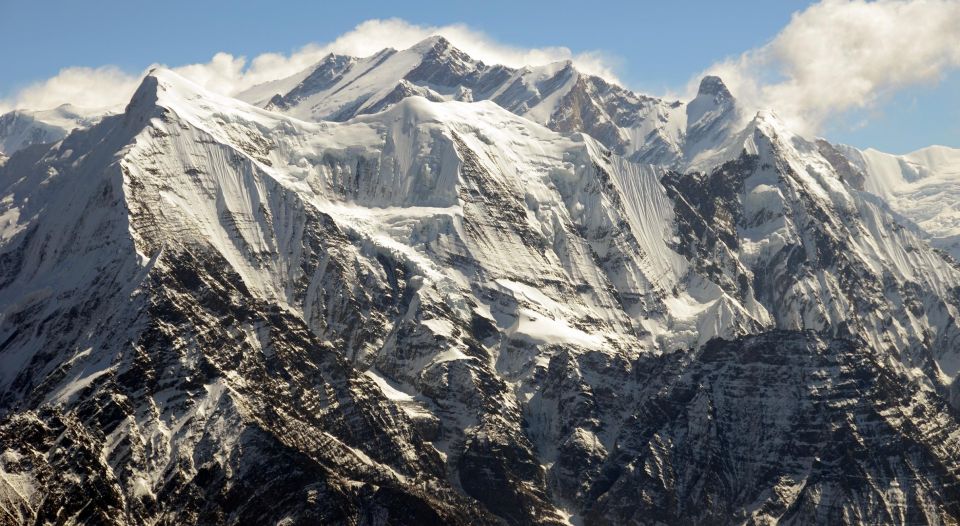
[1,0,957,153]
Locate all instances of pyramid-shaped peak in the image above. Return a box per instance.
[128,68,197,106]
[125,67,261,123]
[403,35,478,73]
[125,70,164,113]
[697,75,732,99]
[408,35,454,54]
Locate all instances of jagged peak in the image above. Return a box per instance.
[696,75,732,100]
[134,67,259,112]
[125,67,207,115]
[125,70,163,114]
[682,108,788,172]
[406,35,454,55]
[749,109,791,135]
[125,67,285,133]
[723,110,795,155]
[403,35,481,71]
[316,51,355,66]
[541,59,576,76]
[685,76,739,139]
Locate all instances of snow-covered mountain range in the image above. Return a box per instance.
[2,37,960,525]
[0,104,116,156]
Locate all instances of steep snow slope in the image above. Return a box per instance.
[0,70,499,525]
[840,144,960,258]
[667,112,960,382]
[144,68,762,353]
[0,104,115,155]
[2,66,960,525]
[2,68,708,524]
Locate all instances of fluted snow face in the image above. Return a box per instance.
[2,44,960,525]
[840,144,960,259]
[680,112,960,376]
[127,69,756,360]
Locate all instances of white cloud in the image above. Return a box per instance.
[316,19,621,81]
[701,0,960,135]
[0,18,620,112]
[1,66,143,112]
[12,5,952,139]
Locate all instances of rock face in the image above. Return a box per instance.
[2,39,960,525]
[583,331,960,525]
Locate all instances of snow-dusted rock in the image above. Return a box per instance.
[1,43,960,525]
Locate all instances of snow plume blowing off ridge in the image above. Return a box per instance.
[702,0,960,135]
[0,18,620,113]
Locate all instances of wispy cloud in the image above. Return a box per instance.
[700,0,960,135]
[0,66,143,113]
[0,18,620,112]
[8,3,957,140]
